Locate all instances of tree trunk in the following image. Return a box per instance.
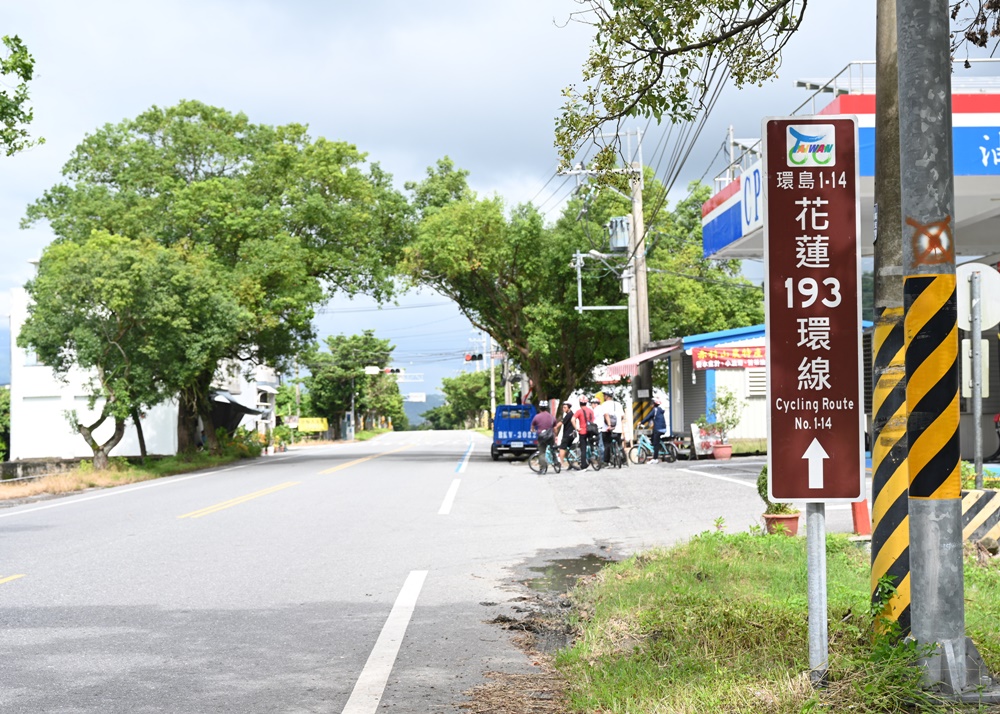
[181,372,221,454]
[177,392,200,453]
[77,414,126,471]
[131,407,147,459]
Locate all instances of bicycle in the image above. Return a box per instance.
[629,432,678,464]
[528,443,562,474]
[562,435,601,471]
[605,436,628,468]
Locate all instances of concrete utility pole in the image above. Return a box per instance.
[631,160,650,357]
[560,129,650,371]
[870,0,910,636]
[489,336,496,418]
[630,158,655,404]
[897,0,976,693]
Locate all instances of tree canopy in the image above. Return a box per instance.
[646,183,763,337]
[302,331,406,436]
[420,369,492,430]
[22,100,410,450]
[18,231,244,467]
[402,160,628,399]
[403,159,760,400]
[1,35,42,156]
[555,0,807,172]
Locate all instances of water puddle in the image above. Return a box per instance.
[524,553,612,594]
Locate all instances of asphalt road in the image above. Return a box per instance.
[0,431,869,713]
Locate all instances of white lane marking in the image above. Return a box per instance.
[0,463,254,520]
[438,479,461,515]
[678,468,853,510]
[678,468,754,489]
[455,441,474,473]
[342,570,428,714]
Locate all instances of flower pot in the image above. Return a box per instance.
[711,443,732,460]
[762,512,800,536]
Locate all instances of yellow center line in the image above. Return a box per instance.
[0,574,26,585]
[178,481,301,519]
[319,443,415,475]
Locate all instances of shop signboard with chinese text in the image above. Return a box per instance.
[763,116,864,503]
[692,346,766,370]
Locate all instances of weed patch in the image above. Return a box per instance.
[558,531,1000,713]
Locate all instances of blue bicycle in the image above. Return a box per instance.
[528,443,562,473]
[628,432,679,464]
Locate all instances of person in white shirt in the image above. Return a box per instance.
[595,390,625,465]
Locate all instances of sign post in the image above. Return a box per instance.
[763,116,864,685]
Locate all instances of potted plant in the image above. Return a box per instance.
[696,386,745,460]
[757,466,800,536]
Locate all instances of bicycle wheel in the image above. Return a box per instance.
[628,445,647,465]
[527,451,542,473]
[588,451,602,470]
[662,443,679,463]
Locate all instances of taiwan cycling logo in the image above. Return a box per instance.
[786,124,836,167]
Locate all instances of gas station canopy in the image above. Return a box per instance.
[702,63,1000,264]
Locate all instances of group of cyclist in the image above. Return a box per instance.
[529,390,650,474]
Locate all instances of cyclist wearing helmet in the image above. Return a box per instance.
[529,401,556,474]
[573,396,597,471]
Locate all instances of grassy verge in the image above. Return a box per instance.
[558,530,1000,713]
[0,429,394,502]
[0,451,245,501]
[353,428,391,442]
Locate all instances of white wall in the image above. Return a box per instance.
[713,368,767,442]
[9,287,178,460]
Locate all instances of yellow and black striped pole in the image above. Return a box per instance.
[870,306,910,634]
[870,5,910,636]
[898,0,966,691]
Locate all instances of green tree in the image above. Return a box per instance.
[439,370,492,428]
[645,183,764,337]
[22,100,410,451]
[302,331,402,438]
[1,35,43,156]
[402,160,628,399]
[361,372,408,431]
[18,231,244,468]
[419,404,459,430]
[555,1,807,171]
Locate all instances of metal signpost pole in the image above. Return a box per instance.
[763,115,864,686]
[896,0,967,692]
[806,502,828,684]
[973,272,983,487]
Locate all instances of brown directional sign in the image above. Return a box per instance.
[763,116,865,503]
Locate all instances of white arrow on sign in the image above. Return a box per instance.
[802,438,830,489]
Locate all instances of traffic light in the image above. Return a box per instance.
[384,367,403,374]
[464,353,484,361]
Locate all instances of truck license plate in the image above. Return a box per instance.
[511,441,524,449]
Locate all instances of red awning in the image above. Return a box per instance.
[605,346,679,377]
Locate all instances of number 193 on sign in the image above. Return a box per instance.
[784,277,842,308]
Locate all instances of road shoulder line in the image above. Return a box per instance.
[341,570,428,714]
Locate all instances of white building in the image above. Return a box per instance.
[9,286,277,460]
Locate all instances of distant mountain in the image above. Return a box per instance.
[403,393,446,428]
[0,321,9,386]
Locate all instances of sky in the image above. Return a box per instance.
[2,1,879,396]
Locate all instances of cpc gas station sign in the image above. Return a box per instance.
[741,160,763,236]
[763,116,865,503]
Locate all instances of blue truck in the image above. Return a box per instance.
[490,404,538,460]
